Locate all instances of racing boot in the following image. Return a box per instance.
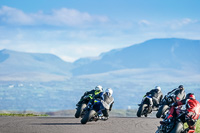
[97,113,108,120]
[98,113,103,119]
[101,116,108,121]
[98,115,108,121]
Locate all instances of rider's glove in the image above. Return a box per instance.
[170,102,177,107]
[87,102,92,108]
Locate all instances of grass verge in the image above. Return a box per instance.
[184,119,200,133]
[0,113,48,117]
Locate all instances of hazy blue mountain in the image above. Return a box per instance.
[0,49,72,81]
[0,38,200,111]
[73,38,200,75]
[1,38,200,79]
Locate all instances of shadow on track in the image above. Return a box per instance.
[36,117,74,119]
[31,123,82,125]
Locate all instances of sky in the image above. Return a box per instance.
[0,0,200,62]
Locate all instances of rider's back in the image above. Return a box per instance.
[148,89,162,99]
[187,98,200,120]
[175,88,186,100]
[101,93,114,109]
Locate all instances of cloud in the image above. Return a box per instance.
[0,6,34,25]
[138,20,151,26]
[0,6,109,26]
[48,8,108,26]
[0,39,11,44]
[169,18,198,29]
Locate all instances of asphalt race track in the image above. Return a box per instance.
[0,117,161,133]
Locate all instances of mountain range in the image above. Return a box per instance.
[0,38,200,111]
[0,49,72,81]
[73,38,200,75]
[1,38,200,80]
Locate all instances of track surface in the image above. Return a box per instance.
[0,117,161,133]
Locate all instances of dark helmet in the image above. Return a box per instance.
[186,93,195,99]
[178,85,184,89]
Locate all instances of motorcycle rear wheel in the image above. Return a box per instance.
[170,121,184,133]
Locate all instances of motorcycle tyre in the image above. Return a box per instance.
[81,109,96,124]
[137,104,148,117]
[75,103,86,118]
[156,105,169,118]
[170,121,184,133]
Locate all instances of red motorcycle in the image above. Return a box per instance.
[156,106,196,133]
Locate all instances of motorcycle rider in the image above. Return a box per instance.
[88,88,114,120]
[167,85,186,101]
[76,85,103,106]
[164,93,200,132]
[145,86,163,110]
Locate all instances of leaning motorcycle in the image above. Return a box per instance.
[75,94,93,118]
[156,106,195,133]
[156,93,177,118]
[137,94,153,117]
[81,99,105,124]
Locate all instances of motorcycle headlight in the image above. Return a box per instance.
[168,98,172,102]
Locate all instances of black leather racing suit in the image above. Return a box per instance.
[167,88,186,101]
[146,89,163,107]
[77,90,96,105]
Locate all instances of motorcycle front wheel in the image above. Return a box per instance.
[81,109,96,124]
[137,104,148,117]
[156,105,169,118]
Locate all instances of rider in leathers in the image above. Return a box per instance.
[165,93,200,133]
[167,85,186,101]
[76,85,103,106]
[89,88,114,120]
[146,86,163,110]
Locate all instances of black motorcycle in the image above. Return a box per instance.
[156,93,177,118]
[137,95,153,117]
[81,99,106,124]
[156,106,195,133]
[75,94,93,118]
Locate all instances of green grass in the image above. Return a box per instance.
[196,120,200,133]
[184,119,200,133]
[0,113,48,117]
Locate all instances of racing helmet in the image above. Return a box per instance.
[178,85,184,89]
[155,86,161,92]
[105,88,113,97]
[95,85,103,92]
[186,93,195,99]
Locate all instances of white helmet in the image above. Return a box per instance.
[105,88,113,97]
[155,86,161,92]
[95,85,103,92]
